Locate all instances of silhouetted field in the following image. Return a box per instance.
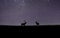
[0,25,60,32]
[0,25,59,26]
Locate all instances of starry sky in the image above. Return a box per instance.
[0,0,60,25]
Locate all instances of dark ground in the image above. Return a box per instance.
[0,25,60,32]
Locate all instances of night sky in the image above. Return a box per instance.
[0,0,60,25]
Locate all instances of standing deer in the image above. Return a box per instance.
[21,20,27,26]
[35,21,39,25]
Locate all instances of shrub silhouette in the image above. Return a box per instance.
[21,20,27,26]
[35,21,39,25]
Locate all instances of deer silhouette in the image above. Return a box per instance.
[21,20,27,26]
[35,21,39,25]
